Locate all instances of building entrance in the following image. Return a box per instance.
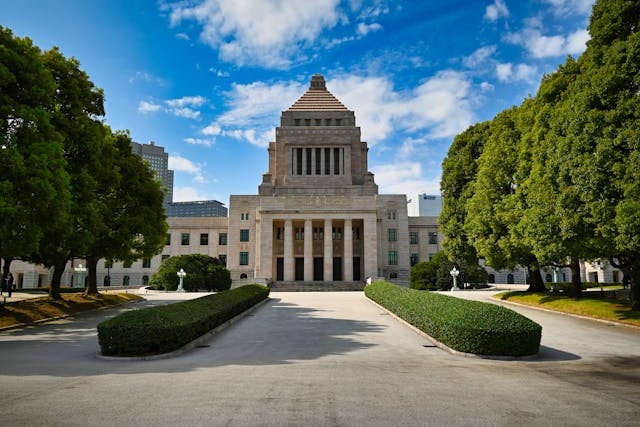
[295,257,304,281]
[314,257,324,281]
[276,258,284,281]
[353,257,361,281]
[333,257,343,281]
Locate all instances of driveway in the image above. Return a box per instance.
[1,291,639,426]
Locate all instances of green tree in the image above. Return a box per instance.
[410,251,488,291]
[0,27,70,283]
[83,130,168,294]
[409,261,438,290]
[150,254,231,291]
[26,47,106,299]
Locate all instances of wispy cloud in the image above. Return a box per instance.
[505,24,590,58]
[167,0,344,68]
[129,71,167,86]
[138,100,162,113]
[495,62,538,82]
[484,0,509,22]
[356,22,382,36]
[137,96,207,120]
[185,137,215,147]
[541,0,595,16]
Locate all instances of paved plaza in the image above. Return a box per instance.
[1,289,639,426]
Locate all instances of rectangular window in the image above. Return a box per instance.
[240,229,250,242]
[219,233,227,245]
[353,227,360,240]
[315,148,321,174]
[142,258,151,268]
[387,211,396,220]
[410,253,419,266]
[200,233,209,245]
[313,227,324,240]
[388,228,397,242]
[294,119,300,126]
[296,148,303,175]
[410,231,419,245]
[388,251,398,265]
[325,147,331,175]
[306,148,312,175]
[429,253,435,261]
[334,147,340,174]
[325,118,331,126]
[295,227,304,240]
[304,118,311,126]
[335,118,342,126]
[165,233,171,245]
[218,254,227,266]
[332,227,342,240]
[239,251,249,265]
[276,227,283,240]
[428,232,438,244]
[181,233,190,245]
[315,118,321,126]
[161,254,170,261]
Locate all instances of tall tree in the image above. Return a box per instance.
[83,130,168,295]
[27,47,106,299]
[0,27,70,282]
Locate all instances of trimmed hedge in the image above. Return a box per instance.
[365,281,541,356]
[97,284,269,356]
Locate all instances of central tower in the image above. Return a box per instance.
[258,74,378,196]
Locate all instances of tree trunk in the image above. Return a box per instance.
[85,255,100,295]
[526,266,546,292]
[48,262,67,300]
[2,258,13,294]
[569,257,582,299]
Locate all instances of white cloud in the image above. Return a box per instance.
[129,71,166,86]
[201,123,221,136]
[506,27,591,58]
[484,0,509,22]
[185,137,214,147]
[172,186,210,202]
[542,0,595,16]
[169,107,201,119]
[168,0,344,68]
[463,45,497,68]
[372,162,441,195]
[176,32,190,41]
[496,62,538,82]
[169,154,202,175]
[138,100,161,113]
[356,22,382,36]
[480,81,495,91]
[166,96,207,108]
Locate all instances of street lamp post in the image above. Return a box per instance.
[74,263,87,289]
[176,268,186,292]
[450,267,460,291]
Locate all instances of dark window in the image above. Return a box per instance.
[388,228,397,242]
[142,258,151,268]
[296,148,303,175]
[240,229,249,242]
[200,233,209,245]
[325,148,331,175]
[410,253,419,266]
[181,233,190,245]
[388,251,397,265]
[304,118,311,126]
[294,119,300,126]
[219,233,227,245]
[488,274,495,283]
[332,227,342,240]
[410,231,419,244]
[240,252,249,265]
[353,227,360,240]
[325,118,331,126]
[165,233,171,245]
[218,254,227,266]
[306,148,312,175]
[123,276,130,286]
[507,274,515,284]
[428,232,438,244]
[335,118,342,126]
[276,227,283,240]
[315,148,321,174]
[240,273,248,279]
[162,254,170,261]
[295,227,304,240]
[142,275,149,286]
[334,147,340,174]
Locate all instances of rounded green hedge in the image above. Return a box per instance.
[365,281,541,356]
[97,284,269,356]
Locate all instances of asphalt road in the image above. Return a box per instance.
[1,289,639,426]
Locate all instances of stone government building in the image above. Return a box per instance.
[9,75,621,288]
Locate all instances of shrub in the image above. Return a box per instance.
[410,251,488,291]
[365,281,541,356]
[97,284,269,356]
[149,254,231,291]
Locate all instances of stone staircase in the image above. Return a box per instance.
[267,281,366,292]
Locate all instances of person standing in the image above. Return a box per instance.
[7,273,14,297]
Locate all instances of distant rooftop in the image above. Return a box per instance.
[287,74,348,112]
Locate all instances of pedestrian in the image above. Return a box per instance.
[7,273,14,297]
[622,273,630,289]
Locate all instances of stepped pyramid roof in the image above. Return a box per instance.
[287,74,349,111]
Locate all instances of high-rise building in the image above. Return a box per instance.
[407,194,443,217]
[130,140,174,205]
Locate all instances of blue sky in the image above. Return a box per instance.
[2,0,595,206]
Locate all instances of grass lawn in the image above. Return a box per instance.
[0,293,142,329]
[495,292,640,327]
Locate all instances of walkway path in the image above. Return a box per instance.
[1,291,639,426]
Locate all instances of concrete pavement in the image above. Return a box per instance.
[1,290,639,426]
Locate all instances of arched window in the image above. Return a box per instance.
[545,274,552,282]
[507,274,514,284]
[142,275,149,286]
[488,274,495,283]
[123,276,130,286]
[240,273,247,279]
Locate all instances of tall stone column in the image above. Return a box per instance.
[343,219,353,282]
[284,219,293,281]
[363,215,378,280]
[323,219,333,281]
[304,219,313,281]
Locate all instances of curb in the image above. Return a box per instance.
[366,297,539,361]
[0,296,144,332]
[492,296,640,330]
[97,297,271,361]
